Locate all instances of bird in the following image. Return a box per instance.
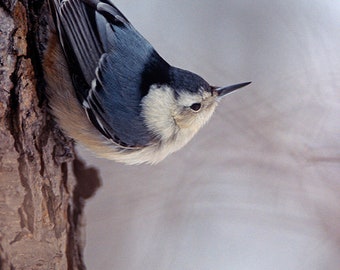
[43,0,251,165]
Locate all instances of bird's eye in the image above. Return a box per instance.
[190,103,201,112]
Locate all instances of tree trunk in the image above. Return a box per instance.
[0,1,98,269]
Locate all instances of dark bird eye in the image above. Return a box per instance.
[190,103,201,111]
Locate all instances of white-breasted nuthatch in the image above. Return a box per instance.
[43,0,251,165]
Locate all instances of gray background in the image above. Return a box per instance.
[80,0,340,269]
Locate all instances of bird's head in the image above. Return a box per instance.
[141,67,250,151]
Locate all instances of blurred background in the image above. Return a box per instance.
[80,0,340,269]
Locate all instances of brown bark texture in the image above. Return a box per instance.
[0,1,97,269]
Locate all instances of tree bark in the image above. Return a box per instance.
[0,1,99,269]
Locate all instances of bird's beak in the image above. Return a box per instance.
[213,81,251,97]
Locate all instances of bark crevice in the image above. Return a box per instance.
[0,0,92,269]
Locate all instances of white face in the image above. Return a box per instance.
[141,85,218,145]
[174,87,218,129]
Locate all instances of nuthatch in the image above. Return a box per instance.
[43,0,251,165]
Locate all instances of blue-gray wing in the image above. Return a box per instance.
[50,0,170,146]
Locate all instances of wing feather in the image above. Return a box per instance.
[49,0,170,146]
